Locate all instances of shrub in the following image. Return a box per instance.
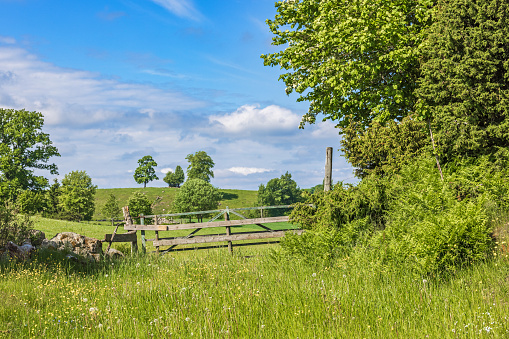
[284,155,504,274]
[0,202,33,247]
[128,192,152,224]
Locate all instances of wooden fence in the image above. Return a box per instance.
[105,205,305,254]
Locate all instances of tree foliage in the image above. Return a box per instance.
[134,155,159,188]
[59,171,97,222]
[102,193,121,226]
[163,165,185,188]
[185,151,214,183]
[172,179,222,221]
[0,108,60,201]
[262,0,432,130]
[127,192,152,223]
[0,202,33,247]
[257,172,302,216]
[341,116,429,178]
[416,0,509,163]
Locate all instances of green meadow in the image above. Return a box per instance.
[0,187,508,338]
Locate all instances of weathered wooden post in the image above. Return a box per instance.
[224,206,232,254]
[123,206,137,254]
[324,147,333,192]
[140,216,146,254]
[154,215,160,254]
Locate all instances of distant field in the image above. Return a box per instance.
[93,187,258,220]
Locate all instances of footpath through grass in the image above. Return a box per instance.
[1,247,509,338]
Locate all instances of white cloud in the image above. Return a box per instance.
[209,104,301,134]
[150,0,202,21]
[160,167,173,174]
[311,120,339,139]
[0,46,204,127]
[0,36,16,44]
[228,167,272,176]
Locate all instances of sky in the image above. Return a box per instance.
[0,0,356,190]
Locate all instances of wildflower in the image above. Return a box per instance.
[312,273,317,277]
[185,317,190,322]
[82,298,88,303]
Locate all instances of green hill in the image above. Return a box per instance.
[93,187,258,220]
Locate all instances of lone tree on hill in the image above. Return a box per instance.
[134,155,159,188]
[185,151,214,183]
[0,108,60,202]
[163,165,185,188]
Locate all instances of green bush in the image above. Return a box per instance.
[284,155,505,274]
[128,192,152,224]
[0,202,33,247]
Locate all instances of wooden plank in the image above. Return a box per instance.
[104,232,137,243]
[124,216,290,231]
[153,229,303,247]
[159,240,282,253]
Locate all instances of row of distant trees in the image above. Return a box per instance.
[133,151,214,188]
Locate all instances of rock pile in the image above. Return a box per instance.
[1,231,124,261]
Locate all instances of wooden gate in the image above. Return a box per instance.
[110,205,304,254]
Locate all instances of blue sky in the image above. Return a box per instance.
[0,0,355,189]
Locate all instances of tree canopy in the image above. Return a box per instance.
[172,179,222,221]
[163,165,185,188]
[134,155,159,188]
[257,172,302,216]
[59,170,97,222]
[102,193,121,226]
[416,0,509,163]
[262,0,433,131]
[0,108,60,200]
[128,192,152,223]
[185,151,214,183]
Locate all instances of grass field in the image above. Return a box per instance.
[93,187,258,220]
[1,245,508,338]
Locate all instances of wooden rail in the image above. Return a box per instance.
[106,205,307,254]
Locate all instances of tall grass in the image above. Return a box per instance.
[1,246,508,338]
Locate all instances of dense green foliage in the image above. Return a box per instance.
[163,165,185,188]
[127,192,152,223]
[257,172,302,216]
[0,108,59,202]
[0,202,33,247]
[101,193,121,225]
[58,171,97,222]
[287,156,507,274]
[185,151,214,182]
[416,0,509,163]
[172,179,222,221]
[133,155,159,188]
[341,116,429,178]
[262,0,432,130]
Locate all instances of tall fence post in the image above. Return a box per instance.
[123,206,138,254]
[140,216,146,254]
[324,147,333,192]
[225,206,232,254]
[154,215,160,254]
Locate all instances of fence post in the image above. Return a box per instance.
[225,206,232,254]
[140,216,146,254]
[324,147,333,192]
[123,206,138,254]
[154,215,159,254]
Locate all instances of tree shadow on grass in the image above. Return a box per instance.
[220,192,239,201]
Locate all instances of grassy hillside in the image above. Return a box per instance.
[93,187,258,220]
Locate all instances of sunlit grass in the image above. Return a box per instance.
[1,246,508,338]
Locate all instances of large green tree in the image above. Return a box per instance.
[134,155,159,188]
[416,0,509,164]
[185,151,214,183]
[262,0,432,131]
[172,179,222,222]
[128,192,152,224]
[59,171,97,222]
[0,108,60,201]
[102,193,121,226]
